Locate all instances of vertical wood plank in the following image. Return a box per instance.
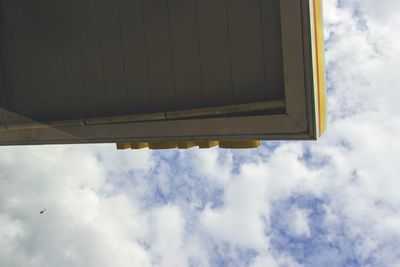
[261,0,284,100]
[168,0,203,110]
[96,0,129,116]
[41,0,70,120]
[4,0,31,118]
[226,0,265,103]
[142,0,175,112]
[76,0,108,117]
[118,0,151,113]
[196,0,233,107]
[0,0,11,111]
[23,0,50,120]
[0,39,5,112]
[57,0,87,119]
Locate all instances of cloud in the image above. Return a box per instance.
[285,207,311,238]
[200,163,269,249]
[147,205,186,267]
[0,145,152,267]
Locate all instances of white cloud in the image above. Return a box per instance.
[285,208,311,238]
[189,149,234,186]
[200,164,269,249]
[147,205,186,267]
[0,145,152,267]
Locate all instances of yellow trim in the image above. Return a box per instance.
[148,142,178,149]
[116,143,131,150]
[219,140,261,149]
[178,141,197,149]
[312,0,327,136]
[130,142,148,149]
[197,141,219,149]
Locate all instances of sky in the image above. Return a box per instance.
[1,0,400,266]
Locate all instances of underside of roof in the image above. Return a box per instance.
[0,0,326,147]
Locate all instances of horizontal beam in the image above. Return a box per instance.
[0,100,285,131]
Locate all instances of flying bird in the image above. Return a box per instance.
[40,209,46,214]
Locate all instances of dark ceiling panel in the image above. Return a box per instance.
[0,0,285,122]
[57,0,87,119]
[118,0,151,114]
[24,0,52,120]
[227,0,266,104]
[96,0,129,116]
[0,0,14,111]
[197,0,233,107]
[3,0,30,117]
[142,0,176,112]
[169,0,203,110]
[41,0,71,120]
[260,0,285,100]
[76,0,108,118]
[0,0,327,144]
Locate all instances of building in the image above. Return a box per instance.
[0,0,326,149]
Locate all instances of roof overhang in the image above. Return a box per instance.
[0,0,326,146]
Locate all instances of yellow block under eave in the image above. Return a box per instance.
[118,140,261,150]
[116,143,131,150]
[130,142,148,149]
[219,140,261,149]
[178,141,197,149]
[148,142,178,149]
[197,141,219,148]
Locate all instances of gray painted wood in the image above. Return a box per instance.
[118,0,151,113]
[76,0,108,117]
[4,0,30,117]
[0,0,285,123]
[23,0,50,120]
[0,0,12,111]
[96,0,129,116]
[169,0,203,110]
[227,0,266,104]
[41,0,71,120]
[57,0,87,119]
[142,0,176,112]
[281,0,307,126]
[261,0,284,100]
[197,0,233,106]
